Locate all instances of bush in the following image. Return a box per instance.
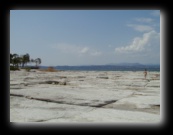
[39,66,58,72]
[10,66,19,71]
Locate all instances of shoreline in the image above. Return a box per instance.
[11,69,160,73]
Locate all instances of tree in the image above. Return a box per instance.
[15,57,22,68]
[30,59,35,66]
[10,53,13,64]
[12,53,19,67]
[17,57,23,67]
[35,58,41,67]
[10,53,42,70]
[21,53,30,67]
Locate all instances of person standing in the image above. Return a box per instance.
[144,69,147,79]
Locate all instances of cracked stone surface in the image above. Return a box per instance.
[10,70,160,123]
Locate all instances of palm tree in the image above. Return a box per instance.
[17,57,23,67]
[25,53,30,66]
[21,53,30,67]
[35,58,41,67]
[15,57,22,68]
[10,53,42,70]
[30,59,35,66]
[12,53,19,67]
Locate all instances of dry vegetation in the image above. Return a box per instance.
[39,67,58,72]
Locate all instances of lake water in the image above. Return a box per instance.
[40,65,160,72]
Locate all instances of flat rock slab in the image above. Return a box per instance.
[10,70,160,123]
[48,108,160,123]
[103,94,160,114]
[10,86,133,107]
[10,96,94,122]
[10,96,160,123]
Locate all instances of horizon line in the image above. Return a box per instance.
[38,63,160,67]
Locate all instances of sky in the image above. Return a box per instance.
[10,10,160,66]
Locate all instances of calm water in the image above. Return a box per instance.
[40,65,160,72]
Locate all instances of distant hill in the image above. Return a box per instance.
[106,63,144,66]
[106,63,160,66]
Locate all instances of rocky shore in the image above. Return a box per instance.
[10,70,160,123]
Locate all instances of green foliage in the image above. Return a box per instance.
[30,58,42,67]
[10,53,42,70]
[35,58,41,66]
[21,53,30,67]
[10,66,19,71]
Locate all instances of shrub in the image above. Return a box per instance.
[10,66,19,71]
[47,67,55,72]
[39,66,58,72]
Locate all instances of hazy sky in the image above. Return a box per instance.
[10,10,160,66]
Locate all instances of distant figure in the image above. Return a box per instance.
[144,69,147,79]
